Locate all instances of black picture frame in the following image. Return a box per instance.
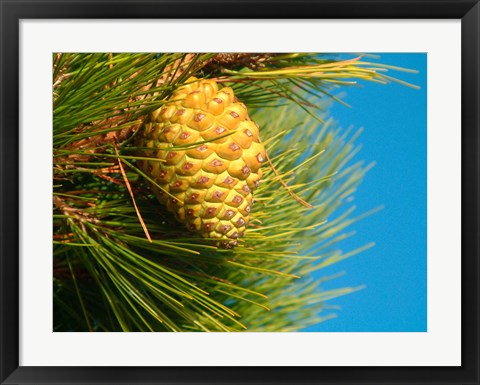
[1,1,478,384]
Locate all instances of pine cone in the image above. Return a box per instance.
[136,78,265,248]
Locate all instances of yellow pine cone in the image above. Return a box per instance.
[136,78,266,248]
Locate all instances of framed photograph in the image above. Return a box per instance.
[1,0,478,384]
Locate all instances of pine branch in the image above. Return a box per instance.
[52,53,418,332]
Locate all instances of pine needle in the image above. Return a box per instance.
[113,142,152,242]
[262,140,314,209]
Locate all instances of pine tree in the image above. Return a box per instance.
[53,53,417,332]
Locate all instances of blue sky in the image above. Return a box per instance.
[305,53,427,332]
